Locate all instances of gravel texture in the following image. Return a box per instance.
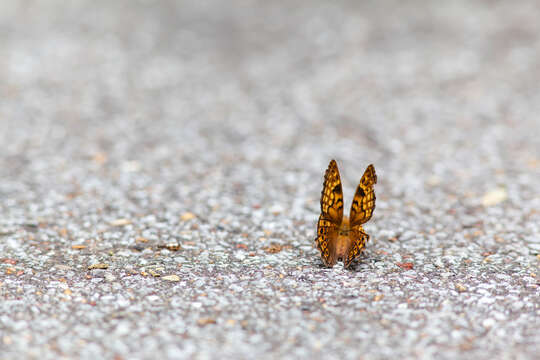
[1,1,540,359]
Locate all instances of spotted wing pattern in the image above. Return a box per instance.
[320,159,344,224]
[344,227,369,268]
[349,164,377,227]
[315,160,343,266]
[315,215,338,267]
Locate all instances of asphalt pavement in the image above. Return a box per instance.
[1,1,539,359]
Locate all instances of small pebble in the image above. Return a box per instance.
[88,263,109,270]
[162,275,180,282]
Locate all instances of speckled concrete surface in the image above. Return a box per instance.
[1,1,539,359]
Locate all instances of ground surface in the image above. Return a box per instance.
[1,1,539,359]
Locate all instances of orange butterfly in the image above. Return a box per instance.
[315,160,377,268]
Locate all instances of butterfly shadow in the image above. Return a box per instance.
[345,251,382,272]
[310,251,380,272]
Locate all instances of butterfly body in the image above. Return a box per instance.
[334,217,353,262]
[338,216,351,236]
[315,160,377,268]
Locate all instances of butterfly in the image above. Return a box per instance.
[315,160,377,268]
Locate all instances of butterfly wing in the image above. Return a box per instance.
[320,159,344,224]
[345,164,377,268]
[349,164,377,227]
[315,159,344,267]
[344,227,369,268]
[316,215,339,267]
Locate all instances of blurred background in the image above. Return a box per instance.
[1,1,540,359]
[1,1,540,205]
